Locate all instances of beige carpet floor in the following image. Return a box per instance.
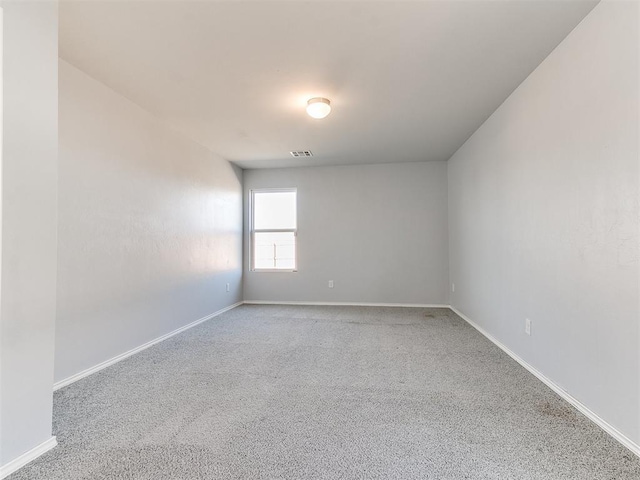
[9,305,640,479]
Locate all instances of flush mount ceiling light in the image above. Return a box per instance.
[306,97,331,119]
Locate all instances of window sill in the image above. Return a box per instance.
[250,269,298,273]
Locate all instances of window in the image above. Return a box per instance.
[250,189,297,271]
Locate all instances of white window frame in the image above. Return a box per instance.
[249,188,297,272]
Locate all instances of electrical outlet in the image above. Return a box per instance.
[226,283,230,292]
[328,280,334,288]
[525,318,531,336]
[452,282,455,293]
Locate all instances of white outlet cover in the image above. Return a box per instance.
[525,318,531,335]
[328,280,334,288]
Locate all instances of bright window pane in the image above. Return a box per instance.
[254,191,296,230]
[254,232,296,269]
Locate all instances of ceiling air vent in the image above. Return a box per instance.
[290,151,313,158]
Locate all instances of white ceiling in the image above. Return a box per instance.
[59,0,598,169]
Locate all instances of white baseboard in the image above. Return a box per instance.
[243,301,450,308]
[0,436,57,479]
[53,302,243,391]
[449,305,640,459]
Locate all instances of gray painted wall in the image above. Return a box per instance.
[448,0,639,445]
[244,162,449,305]
[0,1,59,466]
[55,61,243,384]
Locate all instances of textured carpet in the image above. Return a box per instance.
[9,305,640,479]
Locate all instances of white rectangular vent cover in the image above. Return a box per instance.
[290,151,313,157]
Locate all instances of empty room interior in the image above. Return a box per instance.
[1,0,639,478]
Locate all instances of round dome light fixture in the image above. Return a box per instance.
[306,97,331,119]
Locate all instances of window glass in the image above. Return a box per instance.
[254,232,296,270]
[251,189,297,271]
[253,191,296,230]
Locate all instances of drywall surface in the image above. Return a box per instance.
[244,162,449,304]
[55,61,243,384]
[0,1,59,467]
[448,0,639,445]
